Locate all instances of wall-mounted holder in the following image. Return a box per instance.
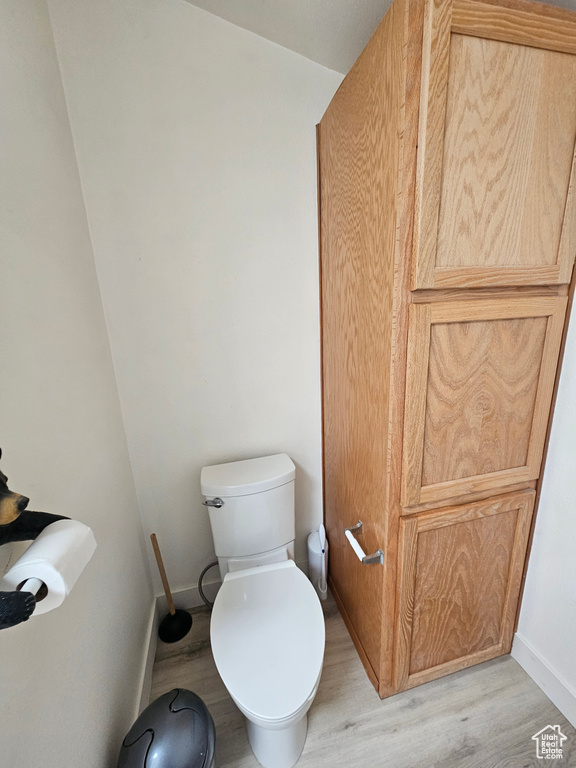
[0,448,96,629]
[344,521,384,565]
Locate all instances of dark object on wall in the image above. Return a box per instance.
[0,449,67,629]
[117,688,216,768]
[150,533,192,643]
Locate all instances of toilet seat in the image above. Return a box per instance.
[210,560,325,724]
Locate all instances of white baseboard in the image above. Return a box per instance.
[137,580,207,714]
[136,600,159,715]
[512,632,576,728]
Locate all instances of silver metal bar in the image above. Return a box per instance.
[203,497,224,508]
[344,520,384,565]
[360,548,385,565]
[345,520,363,533]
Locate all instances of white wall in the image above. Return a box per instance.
[0,2,153,765]
[513,304,576,726]
[47,0,343,596]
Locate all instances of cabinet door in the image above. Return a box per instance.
[413,0,576,289]
[394,491,534,691]
[402,296,567,507]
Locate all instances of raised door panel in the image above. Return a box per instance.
[413,0,576,289]
[402,296,567,507]
[394,491,534,691]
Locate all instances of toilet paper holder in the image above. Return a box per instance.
[0,448,97,629]
[2,519,97,622]
[344,521,384,565]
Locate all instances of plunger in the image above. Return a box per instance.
[150,533,192,643]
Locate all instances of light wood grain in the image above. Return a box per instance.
[558,141,576,284]
[401,304,432,507]
[453,0,576,54]
[500,497,534,651]
[393,491,535,688]
[378,0,425,698]
[422,315,547,485]
[401,479,536,515]
[526,296,569,477]
[151,594,575,768]
[318,0,405,681]
[413,0,576,289]
[429,296,559,322]
[319,0,576,701]
[418,467,532,504]
[405,643,505,689]
[410,509,518,673]
[477,0,576,20]
[392,517,418,691]
[404,495,534,688]
[432,266,561,289]
[412,489,534,532]
[436,34,576,279]
[412,0,452,289]
[402,296,567,506]
[412,285,569,303]
[328,577,379,691]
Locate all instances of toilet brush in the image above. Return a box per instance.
[150,533,192,643]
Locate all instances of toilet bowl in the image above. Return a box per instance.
[210,560,325,768]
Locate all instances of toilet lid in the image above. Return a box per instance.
[210,560,325,722]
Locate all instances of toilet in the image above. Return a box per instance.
[201,454,325,768]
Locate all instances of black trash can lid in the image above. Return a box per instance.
[117,688,216,768]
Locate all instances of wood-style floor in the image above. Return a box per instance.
[151,594,574,767]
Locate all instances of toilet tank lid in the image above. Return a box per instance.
[201,454,295,497]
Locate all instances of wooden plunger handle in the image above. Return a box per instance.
[150,533,176,616]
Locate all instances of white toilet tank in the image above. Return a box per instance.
[201,454,296,574]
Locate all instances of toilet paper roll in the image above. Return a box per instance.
[1,519,97,615]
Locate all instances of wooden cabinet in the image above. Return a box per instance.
[318,0,576,698]
[402,296,567,506]
[414,0,576,289]
[395,492,534,690]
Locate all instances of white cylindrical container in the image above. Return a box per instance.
[307,530,328,601]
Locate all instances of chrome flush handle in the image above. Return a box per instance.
[203,497,224,508]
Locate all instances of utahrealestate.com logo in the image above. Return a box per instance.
[532,725,567,760]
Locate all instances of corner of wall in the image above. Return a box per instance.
[137,599,160,715]
[512,632,576,728]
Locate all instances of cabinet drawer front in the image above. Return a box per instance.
[394,491,534,691]
[413,0,576,289]
[402,296,567,507]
